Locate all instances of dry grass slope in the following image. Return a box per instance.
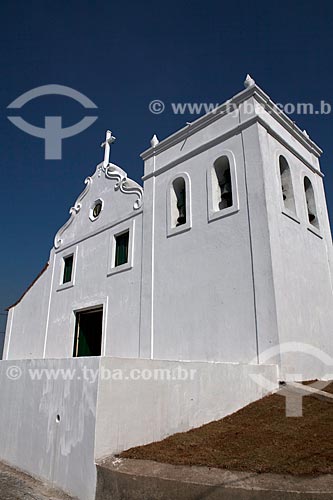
[120,382,333,475]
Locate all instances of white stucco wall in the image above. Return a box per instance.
[44,218,142,359]
[141,136,258,362]
[95,358,279,459]
[0,356,278,498]
[139,101,280,364]
[45,165,144,360]
[0,357,99,500]
[258,123,333,379]
[4,266,51,360]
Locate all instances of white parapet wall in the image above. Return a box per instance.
[95,358,279,460]
[0,357,278,500]
[0,358,100,500]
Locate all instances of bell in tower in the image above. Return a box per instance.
[219,169,233,210]
[176,190,186,226]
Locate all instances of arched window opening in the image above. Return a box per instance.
[304,176,319,228]
[171,177,186,227]
[212,156,233,212]
[279,156,296,214]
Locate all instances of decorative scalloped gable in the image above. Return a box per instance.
[54,162,143,249]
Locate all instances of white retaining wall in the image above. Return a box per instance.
[0,358,99,500]
[95,358,279,460]
[0,357,279,499]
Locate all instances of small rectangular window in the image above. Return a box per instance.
[115,231,129,267]
[63,255,73,284]
[107,222,134,276]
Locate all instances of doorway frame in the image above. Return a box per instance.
[73,306,103,358]
[70,297,108,357]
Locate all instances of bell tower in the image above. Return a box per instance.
[139,76,333,381]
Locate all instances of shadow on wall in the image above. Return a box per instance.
[0,314,6,360]
[0,333,4,360]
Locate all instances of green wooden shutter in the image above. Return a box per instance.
[115,232,129,267]
[63,255,73,283]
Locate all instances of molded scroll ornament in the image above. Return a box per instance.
[98,162,143,210]
[54,176,93,249]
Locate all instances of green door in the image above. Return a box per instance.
[73,308,103,357]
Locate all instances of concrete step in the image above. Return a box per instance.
[95,457,333,500]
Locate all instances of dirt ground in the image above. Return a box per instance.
[120,382,333,475]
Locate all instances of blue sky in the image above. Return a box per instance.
[0,0,332,350]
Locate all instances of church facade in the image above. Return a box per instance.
[3,76,333,380]
[1,77,333,499]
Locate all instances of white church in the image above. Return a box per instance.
[1,76,333,500]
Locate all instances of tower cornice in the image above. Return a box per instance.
[141,83,322,162]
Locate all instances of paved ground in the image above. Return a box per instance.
[0,461,74,500]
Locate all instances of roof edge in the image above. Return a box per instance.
[6,262,49,311]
